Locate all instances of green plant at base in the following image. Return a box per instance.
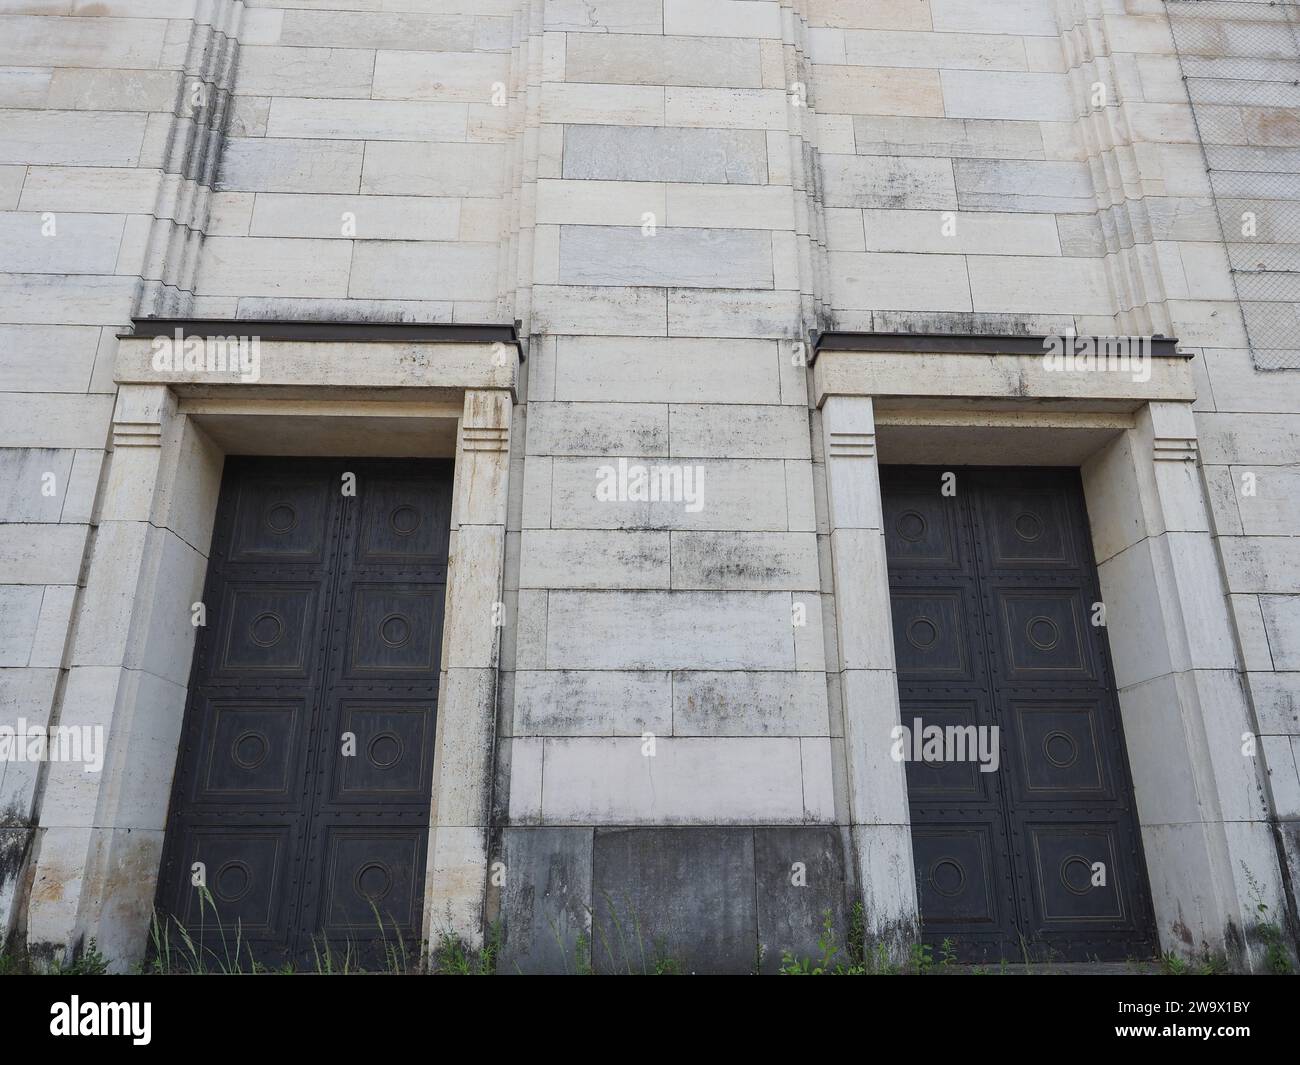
[573,931,593,975]
[651,939,682,975]
[845,901,866,966]
[589,891,685,974]
[1160,948,1229,976]
[0,936,109,975]
[1159,951,1188,976]
[909,941,934,974]
[778,909,868,975]
[938,938,957,969]
[432,921,500,975]
[1242,865,1294,975]
[59,940,109,976]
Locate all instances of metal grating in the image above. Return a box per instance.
[1166,0,1300,368]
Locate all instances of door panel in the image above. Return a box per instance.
[156,457,452,970]
[884,466,1156,963]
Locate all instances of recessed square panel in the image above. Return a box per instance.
[900,700,996,800]
[996,590,1095,679]
[882,485,962,569]
[344,585,442,676]
[318,827,422,934]
[1009,699,1110,798]
[1027,825,1125,923]
[216,584,317,676]
[172,826,293,938]
[980,486,1077,568]
[227,476,331,563]
[332,700,435,799]
[890,590,974,680]
[911,825,999,925]
[196,698,305,802]
[357,478,451,563]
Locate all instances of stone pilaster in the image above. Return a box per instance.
[423,388,513,952]
[819,394,919,956]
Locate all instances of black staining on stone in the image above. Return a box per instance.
[488,825,976,972]
[0,803,34,897]
[754,826,848,973]
[497,827,593,976]
[1223,919,1248,971]
[592,826,755,975]
[23,940,62,970]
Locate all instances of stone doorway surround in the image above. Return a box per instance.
[812,332,1289,969]
[22,319,520,970]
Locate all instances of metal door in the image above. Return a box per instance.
[883,466,1156,962]
[155,457,452,969]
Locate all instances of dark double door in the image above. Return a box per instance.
[882,466,1155,962]
[157,458,452,969]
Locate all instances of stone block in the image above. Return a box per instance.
[0,586,42,665]
[194,236,352,298]
[498,827,594,975]
[519,529,670,589]
[815,65,944,117]
[548,456,791,531]
[513,669,673,736]
[266,98,468,141]
[0,523,86,585]
[672,669,828,736]
[0,110,147,168]
[820,155,956,209]
[754,826,848,972]
[669,531,820,590]
[562,124,768,184]
[235,45,375,98]
[527,401,668,457]
[565,33,762,87]
[360,141,506,197]
[592,826,757,973]
[349,241,497,301]
[543,737,806,822]
[535,179,665,227]
[666,288,800,337]
[372,49,509,103]
[250,193,460,241]
[554,337,781,403]
[544,0,663,34]
[545,589,795,668]
[558,225,773,288]
[218,138,365,194]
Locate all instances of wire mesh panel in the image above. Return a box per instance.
[1166,0,1300,369]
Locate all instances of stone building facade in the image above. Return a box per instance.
[1,0,1298,973]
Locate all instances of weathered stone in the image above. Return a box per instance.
[754,826,849,973]
[592,827,757,974]
[562,124,769,184]
[498,828,594,975]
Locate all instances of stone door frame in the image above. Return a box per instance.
[24,320,519,969]
[813,334,1288,969]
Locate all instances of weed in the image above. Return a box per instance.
[1242,865,1294,974]
[432,920,500,975]
[0,936,108,975]
[778,909,867,975]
